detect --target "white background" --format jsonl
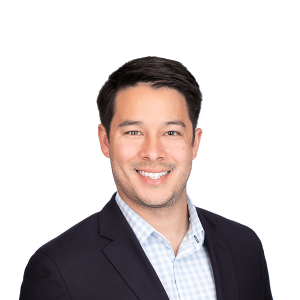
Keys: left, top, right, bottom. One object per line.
{"left": 1, "top": 1, "right": 299, "bottom": 299}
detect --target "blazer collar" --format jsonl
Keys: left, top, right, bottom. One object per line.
{"left": 197, "top": 208, "right": 239, "bottom": 300}
{"left": 98, "top": 193, "right": 169, "bottom": 300}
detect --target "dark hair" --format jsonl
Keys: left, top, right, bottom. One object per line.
{"left": 97, "top": 56, "right": 202, "bottom": 145}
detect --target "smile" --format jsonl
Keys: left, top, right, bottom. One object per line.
{"left": 136, "top": 170, "right": 170, "bottom": 180}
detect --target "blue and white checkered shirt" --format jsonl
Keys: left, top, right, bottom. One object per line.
{"left": 115, "top": 193, "right": 217, "bottom": 300}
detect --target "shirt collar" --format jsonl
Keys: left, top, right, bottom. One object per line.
{"left": 186, "top": 195, "right": 205, "bottom": 250}
{"left": 115, "top": 193, "right": 154, "bottom": 245}
{"left": 115, "top": 192, "right": 205, "bottom": 247}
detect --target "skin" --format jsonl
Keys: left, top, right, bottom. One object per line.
{"left": 98, "top": 83, "right": 202, "bottom": 255}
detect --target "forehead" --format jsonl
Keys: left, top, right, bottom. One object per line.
{"left": 113, "top": 84, "right": 190, "bottom": 124}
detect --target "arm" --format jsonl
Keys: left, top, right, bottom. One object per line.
{"left": 260, "top": 243, "right": 273, "bottom": 300}
{"left": 20, "top": 251, "right": 71, "bottom": 300}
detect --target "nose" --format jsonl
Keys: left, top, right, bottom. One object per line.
{"left": 139, "top": 134, "right": 166, "bottom": 162}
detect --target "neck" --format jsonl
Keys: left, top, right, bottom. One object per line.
{"left": 121, "top": 192, "right": 190, "bottom": 256}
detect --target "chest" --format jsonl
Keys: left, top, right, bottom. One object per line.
{"left": 141, "top": 237, "right": 217, "bottom": 300}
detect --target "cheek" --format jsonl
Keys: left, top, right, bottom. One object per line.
{"left": 168, "top": 144, "right": 192, "bottom": 164}
{"left": 114, "top": 141, "right": 140, "bottom": 163}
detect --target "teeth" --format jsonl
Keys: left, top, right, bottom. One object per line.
{"left": 137, "top": 170, "right": 168, "bottom": 180}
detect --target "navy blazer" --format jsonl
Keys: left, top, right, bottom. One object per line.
{"left": 20, "top": 193, "right": 273, "bottom": 300}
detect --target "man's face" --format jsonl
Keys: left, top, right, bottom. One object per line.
{"left": 98, "top": 83, "right": 202, "bottom": 209}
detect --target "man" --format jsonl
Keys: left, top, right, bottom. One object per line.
{"left": 20, "top": 57, "right": 273, "bottom": 300}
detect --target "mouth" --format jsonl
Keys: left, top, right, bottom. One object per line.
{"left": 136, "top": 170, "right": 171, "bottom": 180}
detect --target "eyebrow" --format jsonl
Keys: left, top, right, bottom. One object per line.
{"left": 118, "top": 120, "right": 186, "bottom": 128}
{"left": 118, "top": 120, "right": 143, "bottom": 127}
{"left": 164, "top": 121, "right": 186, "bottom": 128}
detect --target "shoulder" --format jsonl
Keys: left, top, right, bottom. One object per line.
{"left": 196, "top": 208, "right": 273, "bottom": 299}
{"left": 34, "top": 194, "right": 120, "bottom": 262}
{"left": 20, "top": 212, "right": 105, "bottom": 299}
{"left": 37, "top": 212, "right": 105, "bottom": 262}
{"left": 196, "top": 207, "right": 262, "bottom": 248}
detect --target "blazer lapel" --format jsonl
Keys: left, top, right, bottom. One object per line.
{"left": 197, "top": 208, "right": 239, "bottom": 300}
{"left": 98, "top": 194, "right": 169, "bottom": 300}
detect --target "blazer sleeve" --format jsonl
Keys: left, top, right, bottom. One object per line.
{"left": 260, "top": 242, "right": 273, "bottom": 300}
{"left": 19, "top": 251, "right": 71, "bottom": 300}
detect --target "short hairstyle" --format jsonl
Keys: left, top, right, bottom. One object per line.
{"left": 96, "top": 56, "right": 202, "bottom": 145}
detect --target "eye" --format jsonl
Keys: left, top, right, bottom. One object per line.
{"left": 125, "top": 131, "right": 141, "bottom": 135}
{"left": 165, "top": 131, "right": 180, "bottom": 136}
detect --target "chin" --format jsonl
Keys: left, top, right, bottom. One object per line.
{"left": 136, "top": 196, "right": 173, "bottom": 208}
{"left": 132, "top": 186, "right": 186, "bottom": 209}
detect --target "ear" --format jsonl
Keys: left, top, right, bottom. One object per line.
{"left": 98, "top": 124, "right": 110, "bottom": 158}
{"left": 192, "top": 128, "right": 202, "bottom": 160}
